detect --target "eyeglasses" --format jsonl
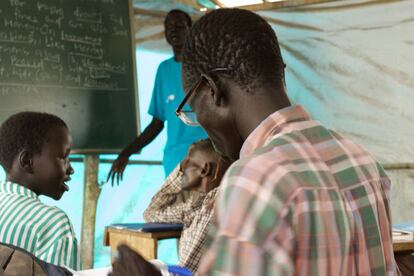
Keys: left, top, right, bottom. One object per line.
{"left": 175, "top": 68, "right": 231, "bottom": 126}
{"left": 209, "top": 156, "right": 234, "bottom": 185}
{"left": 210, "top": 156, "right": 222, "bottom": 183}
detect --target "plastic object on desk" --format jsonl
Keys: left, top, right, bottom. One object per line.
{"left": 167, "top": 265, "right": 193, "bottom": 276}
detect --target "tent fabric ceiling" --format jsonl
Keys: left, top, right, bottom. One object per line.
{"left": 133, "top": 0, "right": 203, "bottom": 15}
{"left": 132, "top": 0, "right": 406, "bottom": 51}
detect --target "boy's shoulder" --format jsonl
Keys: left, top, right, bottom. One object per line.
{"left": 39, "top": 202, "right": 70, "bottom": 218}
{"left": 36, "top": 202, "right": 73, "bottom": 226}
{"left": 32, "top": 203, "right": 76, "bottom": 238}
{"left": 18, "top": 198, "right": 74, "bottom": 232}
{"left": 0, "top": 181, "right": 71, "bottom": 220}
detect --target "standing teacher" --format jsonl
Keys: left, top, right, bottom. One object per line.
{"left": 108, "top": 10, "right": 207, "bottom": 184}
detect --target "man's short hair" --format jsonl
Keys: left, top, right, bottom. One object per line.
{"left": 193, "top": 139, "right": 233, "bottom": 165}
{"left": 165, "top": 9, "right": 192, "bottom": 27}
{"left": 193, "top": 139, "right": 215, "bottom": 156}
{"left": 182, "top": 8, "right": 285, "bottom": 93}
{"left": 0, "top": 112, "right": 67, "bottom": 172}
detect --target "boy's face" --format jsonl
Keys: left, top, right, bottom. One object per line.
{"left": 31, "top": 126, "right": 74, "bottom": 200}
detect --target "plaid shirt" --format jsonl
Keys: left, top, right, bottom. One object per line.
{"left": 144, "top": 166, "right": 218, "bottom": 272}
{"left": 198, "top": 105, "right": 399, "bottom": 275}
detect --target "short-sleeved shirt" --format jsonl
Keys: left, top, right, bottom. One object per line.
{"left": 199, "top": 105, "right": 398, "bottom": 275}
{"left": 148, "top": 57, "right": 207, "bottom": 176}
{"left": 0, "top": 181, "right": 81, "bottom": 270}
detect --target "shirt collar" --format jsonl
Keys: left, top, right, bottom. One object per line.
{"left": 240, "top": 105, "right": 311, "bottom": 158}
{"left": 0, "top": 181, "right": 39, "bottom": 200}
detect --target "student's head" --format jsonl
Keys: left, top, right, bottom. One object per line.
{"left": 164, "top": 9, "right": 192, "bottom": 49}
{"left": 180, "top": 139, "right": 231, "bottom": 193}
{"left": 181, "top": 9, "right": 290, "bottom": 160}
{"left": 0, "top": 112, "right": 74, "bottom": 200}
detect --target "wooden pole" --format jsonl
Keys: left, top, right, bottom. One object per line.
{"left": 81, "top": 155, "right": 101, "bottom": 269}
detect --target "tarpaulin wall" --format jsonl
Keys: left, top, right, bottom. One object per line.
{"left": 135, "top": 0, "right": 414, "bottom": 222}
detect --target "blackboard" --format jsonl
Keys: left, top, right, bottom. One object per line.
{"left": 0, "top": 0, "right": 139, "bottom": 153}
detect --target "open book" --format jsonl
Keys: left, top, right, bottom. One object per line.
{"left": 393, "top": 221, "right": 414, "bottom": 241}
{"left": 392, "top": 229, "right": 414, "bottom": 241}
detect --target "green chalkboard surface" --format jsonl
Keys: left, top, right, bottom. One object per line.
{"left": 0, "top": 0, "right": 139, "bottom": 153}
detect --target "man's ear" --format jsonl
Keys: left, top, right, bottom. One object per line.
{"left": 200, "top": 162, "right": 213, "bottom": 178}
{"left": 204, "top": 75, "right": 224, "bottom": 107}
{"left": 18, "top": 150, "right": 34, "bottom": 174}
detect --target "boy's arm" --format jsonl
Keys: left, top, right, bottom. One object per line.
{"left": 45, "top": 235, "right": 81, "bottom": 271}
{"left": 143, "top": 165, "right": 191, "bottom": 223}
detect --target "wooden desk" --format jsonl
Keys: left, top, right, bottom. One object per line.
{"left": 393, "top": 239, "right": 414, "bottom": 253}
{"left": 104, "top": 226, "right": 414, "bottom": 261}
{"left": 104, "top": 226, "right": 182, "bottom": 261}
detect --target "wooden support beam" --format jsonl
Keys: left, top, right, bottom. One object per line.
{"left": 133, "top": 7, "right": 202, "bottom": 20}
{"left": 211, "top": 0, "right": 336, "bottom": 10}
{"left": 81, "top": 155, "right": 101, "bottom": 269}
{"left": 383, "top": 163, "right": 414, "bottom": 170}
{"left": 134, "top": 7, "right": 168, "bottom": 17}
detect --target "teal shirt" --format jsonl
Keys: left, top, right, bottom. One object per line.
{"left": 148, "top": 57, "right": 207, "bottom": 176}
{"left": 0, "top": 181, "right": 81, "bottom": 270}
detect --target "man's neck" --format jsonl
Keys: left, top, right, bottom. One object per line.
{"left": 172, "top": 46, "right": 182, "bottom": 62}
{"left": 235, "top": 88, "right": 291, "bottom": 141}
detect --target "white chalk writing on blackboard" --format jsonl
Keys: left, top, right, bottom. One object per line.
{"left": 0, "top": 0, "right": 132, "bottom": 91}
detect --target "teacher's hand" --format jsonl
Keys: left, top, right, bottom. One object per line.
{"left": 107, "top": 153, "right": 130, "bottom": 186}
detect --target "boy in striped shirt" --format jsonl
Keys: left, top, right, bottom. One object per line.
{"left": 0, "top": 112, "right": 81, "bottom": 270}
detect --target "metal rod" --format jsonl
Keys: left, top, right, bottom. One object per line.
{"left": 69, "top": 157, "right": 162, "bottom": 166}
{"left": 68, "top": 157, "right": 413, "bottom": 170}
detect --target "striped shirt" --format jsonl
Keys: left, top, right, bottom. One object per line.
{"left": 199, "top": 105, "right": 399, "bottom": 275}
{"left": 144, "top": 165, "right": 217, "bottom": 272}
{"left": 0, "top": 181, "right": 81, "bottom": 270}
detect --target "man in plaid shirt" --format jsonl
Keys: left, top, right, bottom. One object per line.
{"left": 144, "top": 139, "right": 231, "bottom": 272}
{"left": 110, "top": 8, "right": 399, "bottom": 276}
{"left": 179, "top": 9, "right": 399, "bottom": 276}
